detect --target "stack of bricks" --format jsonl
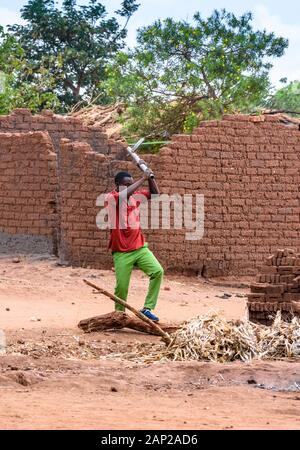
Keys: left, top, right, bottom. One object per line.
{"left": 248, "top": 249, "right": 300, "bottom": 325}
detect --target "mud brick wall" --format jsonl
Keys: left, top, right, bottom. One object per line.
{"left": 57, "top": 114, "right": 300, "bottom": 275}
{"left": 57, "top": 139, "right": 113, "bottom": 267}
{"left": 150, "top": 114, "right": 300, "bottom": 276}
{"left": 248, "top": 249, "right": 300, "bottom": 325}
{"left": 0, "top": 109, "right": 126, "bottom": 158}
{"left": 0, "top": 112, "right": 299, "bottom": 274}
{"left": 57, "top": 139, "right": 167, "bottom": 268}
{"left": 0, "top": 131, "right": 59, "bottom": 254}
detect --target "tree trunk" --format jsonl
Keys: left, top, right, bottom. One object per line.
{"left": 78, "top": 311, "right": 180, "bottom": 336}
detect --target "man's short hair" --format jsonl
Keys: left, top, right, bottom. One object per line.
{"left": 114, "top": 171, "right": 132, "bottom": 185}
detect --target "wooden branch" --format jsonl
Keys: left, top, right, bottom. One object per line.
{"left": 83, "top": 279, "right": 171, "bottom": 344}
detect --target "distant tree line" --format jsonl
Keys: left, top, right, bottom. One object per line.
{"left": 0, "top": 0, "right": 298, "bottom": 141}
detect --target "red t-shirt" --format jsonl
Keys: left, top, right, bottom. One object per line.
{"left": 105, "top": 189, "right": 151, "bottom": 252}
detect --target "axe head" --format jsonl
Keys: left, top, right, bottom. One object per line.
{"left": 131, "top": 137, "right": 145, "bottom": 153}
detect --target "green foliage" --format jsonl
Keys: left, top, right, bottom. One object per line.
{"left": 8, "top": 0, "right": 139, "bottom": 110}
{"left": 1, "top": 5, "right": 290, "bottom": 137}
{"left": 0, "top": 25, "right": 59, "bottom": 114}
{"left": 266, "top": 80, "right": 300, "bottom": 113}
{"left": 102, "top": 9, "right": 288, "bottom": 139}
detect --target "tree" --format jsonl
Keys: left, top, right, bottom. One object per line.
{"left": 102, "top": 9, "right": 288, "bottom": 139}
{"left": 0, "top": 25, "right": 59, "bottom": 114}
{"left": 8, "top": 0, "right": 139, "bottom": 110}
{"left": 266, "top": 80, "right": 300, "bottom": 114}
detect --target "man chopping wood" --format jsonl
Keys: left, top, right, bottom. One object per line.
{"left": 105, "top": 168, "right": 163, "bottom": 322}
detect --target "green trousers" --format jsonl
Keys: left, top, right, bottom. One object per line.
{"left": 113, "top": 243, "right": 164, "bottom": 312}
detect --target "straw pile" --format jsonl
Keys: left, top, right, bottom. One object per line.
{"left": 128, "top": 312, "right": 300, "bottom": 364}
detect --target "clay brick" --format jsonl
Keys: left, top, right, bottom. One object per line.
{"left": 247, "top": 293, "right": 266, "bottom": 302}
{"left": 280, "top": 274, "right": 296, "bottom": 283}
{"left": 250, "top": 283, "right": 269, "bottom": 293}
{"left": 283, "top": 248, "right": 295, "bottom": 256}
{"left": 293, "top": 276, "right": 300, "bottom": 286}
{"left": 265, "top": 294, "right": 282, "bottom": 303}
{"left": 278, "top": 266, "right": 294, "bottom": 275}
{"left": 260, "top": 265, "right": 278, "bottom": 274}
{"left": 265, "top": 285, "right": 285, "bottom": 294}
{"left": 283, "top": 293, "right": 300, "bottom": 302}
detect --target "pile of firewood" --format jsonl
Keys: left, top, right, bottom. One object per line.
{"left": 70, "top": 103, "right": 125, "bottom": 139}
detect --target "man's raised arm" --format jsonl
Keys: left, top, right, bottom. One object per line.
{"left": 118, "top": 172, "right": 149, "bottom": 200}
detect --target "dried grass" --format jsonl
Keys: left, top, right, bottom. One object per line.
{"left": 127, "top": 312, "right": 300, "bottom": 364}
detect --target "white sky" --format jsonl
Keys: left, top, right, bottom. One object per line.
{"left": 0, "top": 0, "right": 299, "bottom": 88}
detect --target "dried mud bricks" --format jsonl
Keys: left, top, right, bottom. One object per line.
{"left": 248, "top": 249, "right": 300, "bottom": 325}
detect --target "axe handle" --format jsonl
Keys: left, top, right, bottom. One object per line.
{"left": 127, "top": 147, "right": 155, "bottom": 178}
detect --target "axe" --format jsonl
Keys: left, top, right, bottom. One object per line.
{"left": 127, "top": 138, "right": 155, "bottom": 178}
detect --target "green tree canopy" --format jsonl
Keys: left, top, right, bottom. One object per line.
{"left": 8, "top": 0, "right": 139, "bottom": 110}
{"left": 103, "top": 9, "right": 288, "bottom": 139}
{"left": 0, "top": 25, "right": 59, "bottom": 114}
{"left": 266, "top": 80, "right": 300, "bottom": 114}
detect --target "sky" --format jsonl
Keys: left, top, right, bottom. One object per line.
{"left": 0, "top": 0, "right": 299, "bottom": 88}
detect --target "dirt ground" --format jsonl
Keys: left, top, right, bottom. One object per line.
{"left": 0, "top": 254, "right": 300, "bottom": 430}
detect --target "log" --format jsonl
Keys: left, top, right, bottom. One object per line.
{"left": 83, "top": 279, "right": 172, "bottom": 343}
{"left": 78, "top": 311, "right": 180, "bottom": 336}
{"left": 78, "top": 311, "right": 130, "bottom": 333}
